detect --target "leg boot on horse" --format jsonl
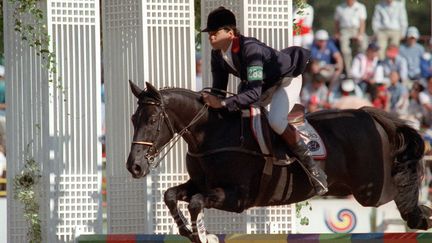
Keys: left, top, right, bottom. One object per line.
{"left": 280, "top": 124, "right": 328, "bottom": 196}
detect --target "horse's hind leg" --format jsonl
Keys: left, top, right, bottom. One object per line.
{"left": 393, "top": 159, "right": 432, "bottom": 230}
{"left": 164, "top": 181, "right": 195, "bottom": 240}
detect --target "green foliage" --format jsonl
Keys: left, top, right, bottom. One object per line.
{"left": 296, "top": 201, "right": 312, "bottom": 226}
{"left": 195, "top": 0, "right": 201, "bottom": 51}
{"left": 8, "top": 0, "right": 62, "bottom": 90}
{"left": 13, "top": 147, "right": 42, "bottom": 243}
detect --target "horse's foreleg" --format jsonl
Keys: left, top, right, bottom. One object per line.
{"left": 188, "top": 187, "right": 247, "bottom": 243}
{"left": 164, "top": 181, "right": 195, "bottom": 240}
{"left": 188, "top": 193, "right": 208, "bottom": 243}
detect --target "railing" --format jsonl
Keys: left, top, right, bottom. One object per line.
{"left": 0, "top": 177, "right": 6, "bottom": 197}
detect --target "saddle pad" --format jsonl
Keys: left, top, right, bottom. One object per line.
{"left": 249, "top": 108, "right": 271, "bottom": 155}
{"left": 249, "top": 106, "right": 327, "bottom": 160}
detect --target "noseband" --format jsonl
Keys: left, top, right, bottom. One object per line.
{"left": 131, "top": 98, "right": 208, "bottom": 168}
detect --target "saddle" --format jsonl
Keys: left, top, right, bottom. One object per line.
{"left": 245, "top": 104, "right": 327, "bottom": 165}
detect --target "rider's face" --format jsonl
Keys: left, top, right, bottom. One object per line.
{"left": 208, "top": 28, "right": 234, "bottom": 51}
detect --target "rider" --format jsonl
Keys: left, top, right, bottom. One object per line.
{"left": 201, "top": 6, "right": 328, "bottom": 196}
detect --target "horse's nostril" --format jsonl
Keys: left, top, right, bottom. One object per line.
{"left": 132, "top": 164, "right": 142, "bottom": 175}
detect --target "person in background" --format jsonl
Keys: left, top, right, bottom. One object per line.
{"left": 351, "top": 42, "right": 381, "bottom": 99}
{"left": 0, "top": 66, "right": 5, "bottom": 164}
{"left": 372, "top": 0, "right": 408, "bottom": 59}
{"left": 300, "top": 73, "right": 329, "bottom": 112}
{"left": 0, "top": 144, "right": 5, "bottom": 192}
{"left": 334, "top": 0, "right": 367, "bottom": 76}
{"left": 293, "top": 0, "right": 314, "bottom": 49}
{"left": 310, "top": 29, "right": 344, "bottom": 90}
{"left": 328, "top": 77, "right": 364, "bottom": 105}
{"left": 419, "top": 76, "right": 432, "bottom": 128}
{"left": 420, "top": 38, "right": 432, "bottom": 84}
{"left": 372, "top": 83, "right": 390, "bottom": 111}
{"left": 387, "top": 71, "right": 408, "bottom": 116}
{"left": 399, "top": 26, "right": 424, "bottom": 82}
{"left": 375, "top": 45, "right": 408, "bottom": 86}
{"left": 0, "top": 65, "right": 5, "bottom": 116}
{"left": 404, "top": 81, "right": 425, "bottom": 130}
{"left": 195, "top": 52, "right": 203, "bottom": 91}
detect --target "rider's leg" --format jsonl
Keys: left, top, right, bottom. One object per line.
{"left": 267, "top": 76, "right": 328, "bottom": 196}
{"left": 280, "top": 124, "right": 328, "bottom": 196}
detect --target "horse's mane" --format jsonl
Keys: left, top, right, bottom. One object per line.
{"left": 137, "top": 86, "right": 202, "bottom": 105}
{"left": 159, "top": 87, "right": 207, "bottom": 106}
{"left": 160, "top": 87, "right": 201, "bottom": 97}
{"left": 159, "top": 87, "right": 203, "bottom": 104}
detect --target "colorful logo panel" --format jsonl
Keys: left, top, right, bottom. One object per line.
{"left": 325, "top": 208, "right": 357, "bottom": 233}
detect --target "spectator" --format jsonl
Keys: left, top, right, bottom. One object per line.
{"left": 195, "top": 52, "right": 203, "bottom": 91}
{"left": 0, "top": 66, "right": 5, "bottom": 152}
{"left": 293, "top": 0, "right": 314, "bottom": 49}
{"left": 403, "top": 82, "right": 424, "bottom": 130}
{"left": 351, "top": 42, "right": 381, "bottom": 99}
{"left": 310, "top": 29, "right": 344, "bottom": 89}
{"left": 0, "top": 144, "right": 5, "bottom": 193}
{"left": 387, "top": 71, "right": 409, "bottom": 115}
{"left": 372, "top": 84, "right": 390, "bottom": 111}
{"left": 328, "top": 78, "right": 364, "bottom": 105}
{"left": 419, "top": 76, "right": 432, "bottom": 127}
{"left": 375, "top": 45, "right": 408, "bottom": 86}
{"left": 334, "top": 0, "right": 367, "bottom": 75}
{"left": 0, "top": 65, "right": 5, "bottom": 116}
{"left": 420, "top": 38, "right": 432, "bottom": 82}
{"left": 372, "top": 0, "right": 408, "bottom": 59}
{"left": 399, "top": 26, "right": 424, "bottom": 82}
{"left": 301, "top": 73, "right": 329, "bottom": 112}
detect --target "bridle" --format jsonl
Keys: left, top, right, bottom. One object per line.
{"left": 131, "top": 98, "right": 208, "bottom": 169}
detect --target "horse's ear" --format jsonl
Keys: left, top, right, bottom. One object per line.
{"left": 129, "top": 80, "right": 143, "bottom": 98}
{"left": 145, "top": 82, "right": 162, "bottom": 102}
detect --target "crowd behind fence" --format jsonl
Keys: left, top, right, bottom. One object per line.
{"left": 292, "top": 0, "right": 432, "bottom": 136}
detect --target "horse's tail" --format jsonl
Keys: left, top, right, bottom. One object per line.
{"left": 361, "top": 106, "right": 424, "bottom": 171}
{"left": 362, "top": 106, "right": 431, "bottom": 230}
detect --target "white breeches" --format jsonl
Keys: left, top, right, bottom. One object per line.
{"left": 264, "top": 76, "right": 303, "bottom": 135}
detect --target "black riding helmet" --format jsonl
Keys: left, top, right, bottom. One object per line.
{"left": 201, "top": 6, "right": 236, "bottom": 32}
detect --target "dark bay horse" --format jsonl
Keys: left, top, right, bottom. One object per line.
{"left": 126, "top": 81, "right": 432, "bottom": 243}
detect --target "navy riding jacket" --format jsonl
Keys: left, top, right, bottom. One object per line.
{"left": 211, "top": 35, "right": 311, "bottom": 112}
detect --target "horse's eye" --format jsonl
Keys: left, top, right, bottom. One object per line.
{"left": 150, "top": 117, "right": 158, "bottom": 125}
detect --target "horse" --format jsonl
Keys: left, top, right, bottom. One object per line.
{"left": 126, "top": 81, "right": 432, "bottom": 243}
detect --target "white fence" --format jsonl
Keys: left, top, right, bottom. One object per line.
{"left": 5, "top": 0, "right": 102, "bottom": 242}
{"left": 6, "top": 0, "right": 296, "bottom": 241}
{"left": 102, "top": 0, "right": 196, "bottom": 234}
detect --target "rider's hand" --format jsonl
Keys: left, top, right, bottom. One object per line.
{"left": 202, "top": 92, "right": 224, "bottom": 108}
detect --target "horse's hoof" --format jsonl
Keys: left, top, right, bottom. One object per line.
{"left": 206, "top": 234, "right": 219, "bottom": 243}
{"left": 419, "top": 205, "right": 432, "bottom": 229}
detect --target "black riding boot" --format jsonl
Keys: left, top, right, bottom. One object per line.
{"left": 290, "top": 139, "right": 328, "bottom": 196}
